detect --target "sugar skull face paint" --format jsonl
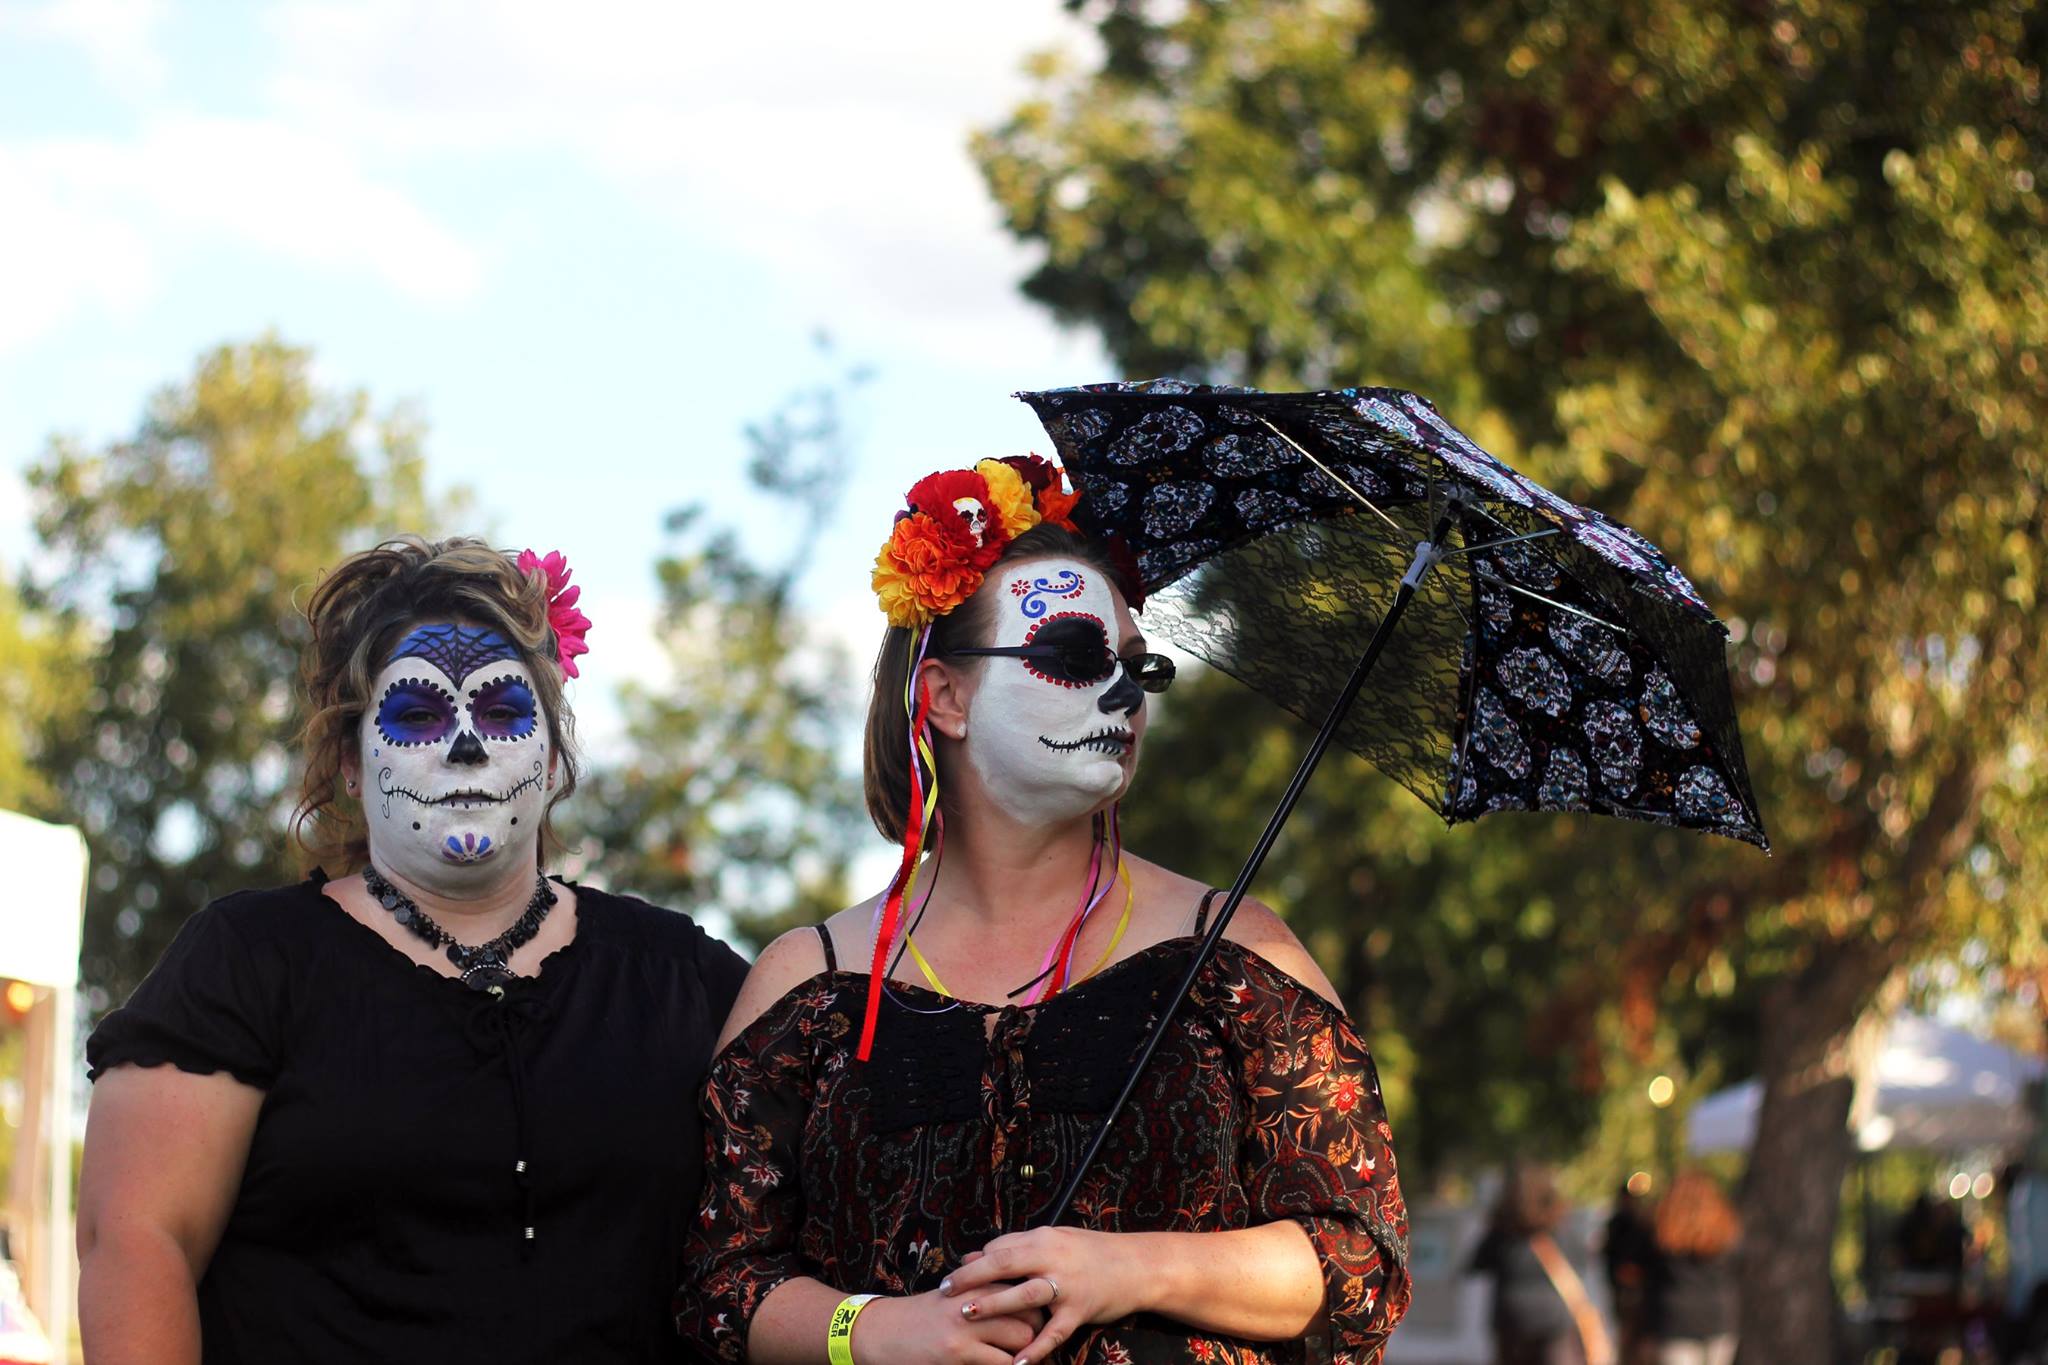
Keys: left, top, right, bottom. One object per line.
{"left": 359, "top": 623, "right": 550, "bottom": 891}
{"left": 960, "top": 558, "right": 1146, "bottom": 826}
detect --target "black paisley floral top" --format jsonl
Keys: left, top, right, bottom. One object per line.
{"left": 675, "top": 935, "right": 1410, "bottom": 1364}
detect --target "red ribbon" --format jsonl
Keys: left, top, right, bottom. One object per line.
{"left": 858, "top": 679, "right": 935, "bottom": 1061}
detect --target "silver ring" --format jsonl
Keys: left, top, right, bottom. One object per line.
{"left": 1043, "top": 1277, "right": 1060, "bottom": 1302}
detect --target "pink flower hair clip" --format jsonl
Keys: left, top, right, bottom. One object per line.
{"left": 517, "top": 548, "right": 592, "bottom": 678}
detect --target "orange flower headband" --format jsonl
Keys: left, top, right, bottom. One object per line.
{"left": 870, "top": 455, "right": 1082, "bottom": 628}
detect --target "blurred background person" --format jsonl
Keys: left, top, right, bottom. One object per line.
{"left": 1602, "top": 1179, "right": 1656, "bottom": 1365}
{"left": 1643, "top": 1171, "right": 1740, "bottom": 1365}
{"left": 1469, "top": 1163, "right": 1611, "bottom": 1365}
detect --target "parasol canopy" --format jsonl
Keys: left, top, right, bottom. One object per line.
{"left": 1020, "top": 379, "right": 1767, "bottom": 849}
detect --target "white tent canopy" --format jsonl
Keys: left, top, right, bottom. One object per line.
{"left": 1688, "top": 1013, "right": 2046, "bottom": 1157}
{"left": 0, "top": 808, "right": 86, "bottom": 1358}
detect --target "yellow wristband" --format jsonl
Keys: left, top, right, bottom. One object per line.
{"left": 827, "top": 1293, "right": 879, "bottom": 1365}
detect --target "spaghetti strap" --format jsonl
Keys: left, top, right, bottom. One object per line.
{"left": 813, "top": 923, "right": 837, "bottom": 972}
{"left": 1193, "top": 888, "right": 1222, "bottom": 937}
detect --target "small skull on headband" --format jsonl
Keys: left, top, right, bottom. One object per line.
{"left": 952, "top": 496, "right": 991, "bottom": 547}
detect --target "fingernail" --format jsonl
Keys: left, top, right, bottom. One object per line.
{"left": 961, "top": 1303, "right": 978, "bottom": 1319}
{"left": 939, "top": 1278, "right": 953, "bottom": 1295}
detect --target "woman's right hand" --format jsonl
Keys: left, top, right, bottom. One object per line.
{"left": 853, "top": 1285, "right": 1045, "bottom": 1365}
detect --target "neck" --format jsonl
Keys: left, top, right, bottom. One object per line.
{"left": 925, "top": 780, "right": 1103, "bottom": 935}
{"left": 370, "top": 853, "right": 540, "bottom": 940}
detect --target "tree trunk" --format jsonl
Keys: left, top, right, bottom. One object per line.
{"left": 1736, "top": 943, "right": 1894, "bottom": 1364}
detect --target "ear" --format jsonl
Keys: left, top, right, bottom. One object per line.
{"left": 339, "top": 746, "right": 362, "bottom": 790}
{"left": 918, "top": 656, "right": 977, "bottom": 742}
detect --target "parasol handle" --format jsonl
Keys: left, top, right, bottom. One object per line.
{"left": 1042, "top": 502, "right": 1463, "bottom": 1227}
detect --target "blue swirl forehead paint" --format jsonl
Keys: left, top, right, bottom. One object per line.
{"left": 387, "top": 625, "right": 520, "bottom": 687}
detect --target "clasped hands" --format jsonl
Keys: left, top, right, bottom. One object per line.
{"left": 856, "top": 1226, "right": 1145, "bottom": 1365}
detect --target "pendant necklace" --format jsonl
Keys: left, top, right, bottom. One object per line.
{"left": 363, "top": 864, "right": 557, "bottom": 994}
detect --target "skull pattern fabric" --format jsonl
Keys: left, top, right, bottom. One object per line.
{"left": 1018, "top": 380, "right": 1767, "bottom": 848}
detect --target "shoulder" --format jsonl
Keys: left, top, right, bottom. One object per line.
{"left": 572, "top": 881, "right": 752, "bottom": 1007}
{"left": 573, "top": 881, "right": 738, "bottom": 959}
{"left": 152, "top": 879, "right": 334, "bottom": 966}
{"left": 199, "top": 878, "right": 333, "bottom": 935}
{"left": 710, "top": 923, "right": 833, "bottom": 1055}
{"left": 1119, "top": 856, "right": 1344, "bottom": 1008}
{"left": 1215, "top": 896, "right": 1345, "bottom": 1011}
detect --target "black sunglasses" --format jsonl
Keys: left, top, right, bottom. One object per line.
{"left": 950, "top": 618, "right": 1175, "bottom": 694}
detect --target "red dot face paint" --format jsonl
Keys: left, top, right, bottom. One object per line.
{"left": 964, "top": 556, "right": 1143, "bottom": 826}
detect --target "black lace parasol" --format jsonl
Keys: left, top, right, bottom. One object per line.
{"left": 1015, "top": 378, "right": 1770, "bottom": 1224}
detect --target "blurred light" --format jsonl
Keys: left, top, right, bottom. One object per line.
{"left": 1647, "top": 1075, "right": 1676, "bottom": 1107}
{"left": 1627, "top": 1171, "right": 1653, "bottom": 1197}
{"left": 1973, "top": 1172, "right": 1995, "bottom": 1200}
{"left": 1949, "top": 1173, "right": 1972, "bottom": 1200}
{"left": 1857, "top": 1115, "right": 1896, "bottom": 1152}
{"left": 2, "top": 982, "right": 33, "bottom": 1016}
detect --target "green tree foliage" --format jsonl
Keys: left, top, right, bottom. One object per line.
{"left": 980, "top": 3, "right": 2046, "bottom": 1353}
{"left": 575, "top": 349, "right": 869, "bottom": 947}
{"left": 0, "top": 573, "right": 84, "bottom": 815}
{"left": 26, "top": 337, "right": 443, "bottom": 1004}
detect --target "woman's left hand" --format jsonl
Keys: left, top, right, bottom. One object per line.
{"left": 940, "top": 1227, "right": 1153, "bottom": 1364}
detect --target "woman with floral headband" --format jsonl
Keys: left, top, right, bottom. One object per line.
{"left": 78, "top": 536, "right": 747, "bottom": 1363}
{"left": 677, "top": 458, "right": 1409, "bottom": 1365}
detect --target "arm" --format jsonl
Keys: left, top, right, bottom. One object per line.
{"left": 946, "top": 903, "right": 1410, "bottom": 1363}
{"left": 943, "top": 1221, "right": 1325, "bottom": 1354}
{"left": 77, "top": 1066, "right": 263, "bottom": 1365}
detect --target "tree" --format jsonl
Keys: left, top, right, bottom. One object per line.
{"left": 979, "top": 3, "right": 2047, "bottom": 1355}
{"left": 26, "top": 337, "right": 443, "bottom": 1005}
{"left": 0, "top": 573, "right": 83, "bottom": 815}
{"left": 574, "top": 345, "right": 870, "bottom": 947}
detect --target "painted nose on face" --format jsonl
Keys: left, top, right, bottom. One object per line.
{"left": 1099, "top": 667, "right": 1144, "bottom": 718}
{"left": 446, "top": 730, "right": 489, "bottom": 766}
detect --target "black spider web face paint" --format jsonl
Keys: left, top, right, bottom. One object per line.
{"left": 387, "top": 624, "right": 521, "bottom": 688}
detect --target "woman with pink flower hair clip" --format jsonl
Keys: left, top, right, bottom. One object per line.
{"left": 78, "top": 535, "right": 748, "bottom": 1364}
{"left": 677, "top": 459, "right": 1409, "bottom": 1365}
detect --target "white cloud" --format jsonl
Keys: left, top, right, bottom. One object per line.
{"left": 263, "top": 0, "right": 1095, "bottom": 362}
{"left": 0, "top": 144, "right": 154, "bottom": 349}
{"left": 0, "top": 115, "right": 483, "bottom": 350}
{"left": 1, "top": 0, "right": 169, "bottom": 93}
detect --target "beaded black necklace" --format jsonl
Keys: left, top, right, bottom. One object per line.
{"left": 363, "top": 864, "right": 558, "bottom": 993}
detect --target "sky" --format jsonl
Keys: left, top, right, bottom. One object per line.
{"left": 0, "top": 0, "right": 1117, "bottom": 776}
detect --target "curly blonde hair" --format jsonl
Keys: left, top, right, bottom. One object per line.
{"left": 292, "top": 536, "right": 582, "bottom": 873}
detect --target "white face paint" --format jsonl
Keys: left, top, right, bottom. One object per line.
{"left": 962, "top": 557, "right": 1144, "bottom": 826}
{"left": 359, "top": 623, "right": 550, "bottom": 891}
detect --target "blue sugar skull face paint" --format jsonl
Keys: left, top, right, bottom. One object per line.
{"left": 375, "top": 678, "right": 461, "bottom": 747}
{"left": 358, "top": 619, "right": 553, "bottom": 893}
{"left": 387, "top": 624, "right": 521, "bottom": 688}
{"left": 467, "top": 675, "right": 538, "bottom": 741}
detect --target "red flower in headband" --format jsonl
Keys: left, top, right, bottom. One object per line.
{"left": 1000, "top": 454, "right": 1081, "bottom": 530}
{"left": 905, "top": 468, "right": 1009, "bottom": 568}
{"left": 872, "top": 455, "right": 1090, "bottom": 629}
{"left": 517, "top": 548, "right": 592, "bottom": 678}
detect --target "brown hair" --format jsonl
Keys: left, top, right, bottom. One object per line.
{"left": 862, "top": 522, "right": 1128, "bottom": 843}
{"left": 1492, "top": 1163, "right": 1568, "bottom": 1238}
{"left": 292, "top": 535, "right": 582, "bottom": 873}
{"left": 1654, "top": 1170, "right": 1742, "bottom": 1258}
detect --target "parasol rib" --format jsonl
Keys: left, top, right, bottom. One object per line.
{"left": 1255, "top": 417, "right": 1404, "bottom": 536}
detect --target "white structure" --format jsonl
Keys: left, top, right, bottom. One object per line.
{"left": 1688, "top": 1013, "right": 2047, "bottom": 1156}
{"left": 0, "top": 809, "right": 87, "bottom": 1355}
